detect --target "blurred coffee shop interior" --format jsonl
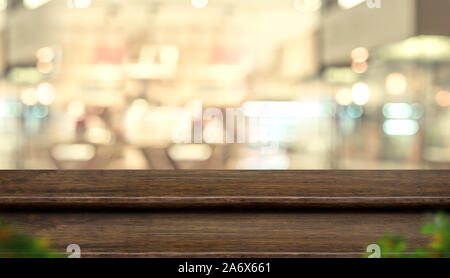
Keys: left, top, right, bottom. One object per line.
{"left": 0, "top": 0, "right": 448, "bottom": 170}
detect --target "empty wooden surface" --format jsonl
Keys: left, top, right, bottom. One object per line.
{"left": 0, "top": 212, "right": 432, "bottom": 258}
{"left": 0, "top": 170, "right": 449, "bottom": 210}
{"left": 0, "top": 170, "right": 449, "bottom": 257}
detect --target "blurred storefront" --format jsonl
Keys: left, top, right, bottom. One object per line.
{"left": 0, "top": 0, "right": 448, "bottom": 169}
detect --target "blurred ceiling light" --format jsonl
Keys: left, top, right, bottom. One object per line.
{"left": 51, "top": 144, "right": 95, "bottom": 161}
{"left": 21, "top": 88, "right": 38, "bottom": 106}
{"left": 351, "top": 47, "right": 369, "bottom": 62}
{"left": 436, "top": 90, "right": 450, "bottom": 107}
{"left": 168, "top": 144, "right": 212, "bottom": 161}
{"left": 0, "top": 0, "right": 7, "bottom": 11}
{"left": 294, "top": 0, "right": 322, "bottom": 12}
{"left": 67, "top": 101, "right": 86, "bottom": 119}
{"left": 23, "top": 0, "right": 52, "bottom": 9}
{"left": 36, "top": 47, "right": 55, "bottom": 63}
{"left": 382, "top": 103, "right": 413, "bottom": 119}
{"left": 351, "top": 82, "right": 370, "bottom": 105}
{"left": 335, "top": 88, "right": 353, "bottom": 106}
{"left": 385, "top": 73, "right": 407, "bottom": 95}
{"left": 383, "top": 120, "right": 419, "bottom": 136}
{"left": 191, "top": 0, "right": 208, "bottom": 9}
{"left": 338, "top": 0, "right": 365, "bottom": 9}
{"left": 67, "top": 0, "right": 91, "bottom": 8}
{"left": 351, "top": 61, "right": 368, "bottom": 74}
{"left": 37, "top": 83, "right": 55, "bottom": 105}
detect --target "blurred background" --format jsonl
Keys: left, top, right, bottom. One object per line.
{"left": 0, "top": 0, "right": 448, "bottom": 169}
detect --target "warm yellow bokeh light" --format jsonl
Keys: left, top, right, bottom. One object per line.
{"left": 436, "top": 90, "right": 450, "bottom": 107}
{"left": 36, "top": 47, "right": 55, "bottom": 63}
{"left": 21, "top": 88, "right": 38, "bottom": 106}
{"left": 352, "top": 83, "right": 371, "bottom": 105}
{"left": 351, "top": 47, "right": 369, "bottom": 63}
{"left": 336, "top": 88, "right": 353, "bottom": 106}
{"left": 37, "top": 83, "right": 56, "bottom": 105}
{"left": 385, "top": 73, "right": 407, "bottom": 95}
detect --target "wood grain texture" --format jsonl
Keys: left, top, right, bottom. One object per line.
{"left": 0, "top": 212, "right": 432, "bottom": 258}
{"left": 0, "top": 170, "right": 449, "bottom": 210}
{"left": 0, "top": 170, "right": 448, "bottom": 257}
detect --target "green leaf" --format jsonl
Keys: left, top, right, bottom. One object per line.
{"left": 421, "top": 223, "right": 435, "bottom": 234}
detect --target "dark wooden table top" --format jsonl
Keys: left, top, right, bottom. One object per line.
{"left": 0, "top": 170, "right": 448, "bottom": 257}
{"left": 0, "top": 170, "right": 449, "bottom": 210}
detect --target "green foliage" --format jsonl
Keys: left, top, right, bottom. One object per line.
{"left": 0, "top": 219, "right": 63, "bottom": 258}
{"left": 421, "top": 212, "right": 450, "bottom": 258}
{"left": 375, "top": 235, "right": 407, "bottom": 258}
{"left": 366, "top": 212, "right": 450, "bottom": 258}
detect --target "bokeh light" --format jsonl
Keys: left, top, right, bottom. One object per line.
{"left": 436, "top": 90, "right": 450, "bottom": 107}
{"left": 385, "top": 73, "right": 407, "bottom": 95}
{"left": 352, "top": 83, "right": 371, "bottom": 105}
{"left": 21, "top": 88, "right": 39, "bottom": 106}
{"left": 351, "top": 47, "right": 369, "bottom": 63}
{"left": 336, "top": 88, "right": 353, "bottom": 106}
{"left": 37, "top": 83, "right": 56, "bottom": 105}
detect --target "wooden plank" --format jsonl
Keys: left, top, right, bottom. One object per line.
{"left": 0, "top": 171, "right": 447, "bottom": 257}
{"left": 0, "top": 212, "right": 432, "bottom": 258}
{"left": 0, "top": 170, "right": 449, "bottom": 210}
